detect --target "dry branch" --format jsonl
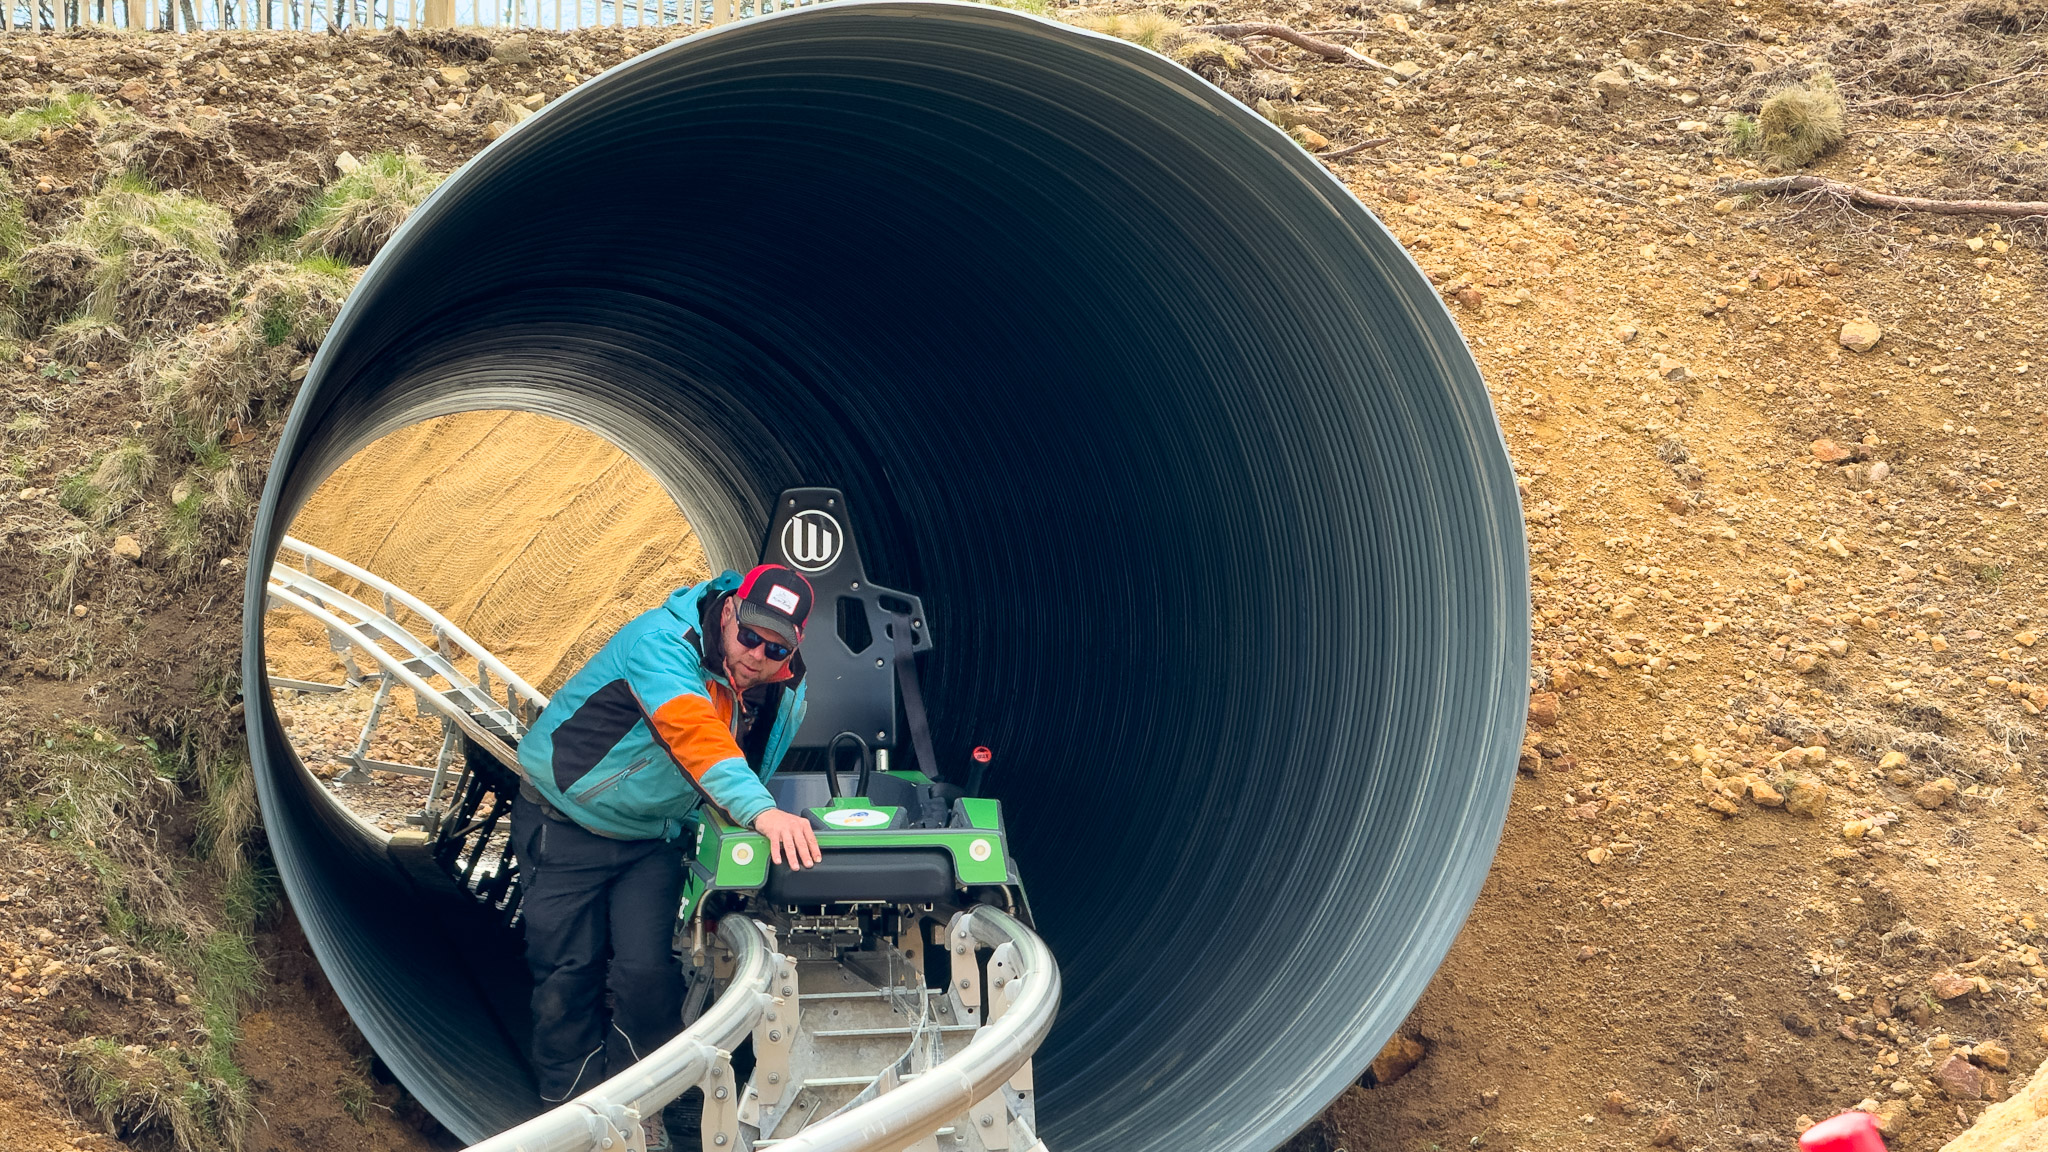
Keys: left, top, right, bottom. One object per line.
{"left": 1726, "top": 175, "right": 2048, "bottom": 218}
{"left": 1201, "top": 22, "right": 1396, "bottom": 71}
{"left": 1318, "top": 136, "right": 1392, "bottom": 161}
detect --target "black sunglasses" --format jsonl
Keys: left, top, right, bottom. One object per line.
{"left": 736, "top": 625, "right": 794, "bottom": 662}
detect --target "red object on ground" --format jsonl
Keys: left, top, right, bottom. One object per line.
{"left": 972, "top": 746, "right": 993, "bottom": 762}
{"left": 1798, "top": 1112, "right": 1886, "bottom": 1152}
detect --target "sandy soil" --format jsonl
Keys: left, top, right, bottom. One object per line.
{"left": 0, "top": 2, "right": 2044, "bottom": 1151}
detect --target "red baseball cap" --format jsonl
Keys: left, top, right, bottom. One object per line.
{"left": 734, "top": 564, "right": 813, "bottom": 645}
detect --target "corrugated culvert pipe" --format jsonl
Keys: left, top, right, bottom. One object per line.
{"left": 241, "top": 4, "right": 1529, "bottom": 1149}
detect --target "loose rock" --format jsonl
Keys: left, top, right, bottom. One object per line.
{"left": 1915, "top": 777, "right": 1958, "bottom": 809}
{"left": 110, "top": 535, "right": 143, "bottom": 563}
{"left": 1929, "top": 971, "right": 1986, "bottom": 1000}
{"left": 1810, "top": 439, "right": 1854, "bottom": 464}
{"left": 1838, "top": 318, "right": 1883, "bottom": 352}
{"left": 1781, "top": 773, "right": 1827, "bottom": 817}
{"left": 1527, "top": 691, "right": 1560, "bottom": 728}
{"left": 1590, "top": 70, "right": 1630, "bottom": 107}
{"left": 1370, "top": 1033, "right": 1428, "bottom": 1085}
{"left": 1972, "top": 1040, "right": 2010, "bottom": 1072}
{"left": 490, "top": 33, "right": 533, "bottom": 64}
{"left": 1938, "top": 1053, "right": 1986, "bottom": 1100}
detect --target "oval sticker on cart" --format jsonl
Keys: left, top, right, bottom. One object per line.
{"left": 821, "top": 808, "right": 892, "bottom": 829}
{"left": 731, "top": 842, "right": 755, "bottom": 866}
{"left": 968, "top": 838, "right": 993, "bottom": 862}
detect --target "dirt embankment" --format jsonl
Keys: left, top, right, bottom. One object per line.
{"left": 0, "top": 3, "right": 2044, "bottom": 1152}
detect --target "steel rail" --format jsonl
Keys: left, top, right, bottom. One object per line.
{"left": 463, "top": 915, "right": 781, "bottom": 1152}
{"left": 461, "top": 908, "right": 1058, "bottom": 1152}
{"left": 266, "top": 560, "right": 527, "bottom": 737}
{"left": 276, "top": 534, "right": 548, "bottom": 714}
{"left": 265, "top": 582, "right": 526, "bottom": 773}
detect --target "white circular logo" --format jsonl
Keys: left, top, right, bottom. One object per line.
{"left": 968, "top": 838, "right": 993, "bottom": 862}
{"left": 821, "top": 807, "right": 891, "bottom": 829}
{"left": 780, "top": 510, "right": 843, "bottom": 573}
{"left": 731, "top": 842, "right": 755, "bottom": 866}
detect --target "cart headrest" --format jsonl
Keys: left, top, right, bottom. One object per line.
{"left": 761, "top": 487, "right": 929, "bottom": 751}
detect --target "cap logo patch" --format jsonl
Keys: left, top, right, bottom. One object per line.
{"left": 766, "top": 584, "right": 801, "bottom": 614}
{"left": 780, "top": 510, "right": 843, "bottom": 573}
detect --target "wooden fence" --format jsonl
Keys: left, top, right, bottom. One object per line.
{"left": 11, "top": 0, "right": 811, "bottom": 34}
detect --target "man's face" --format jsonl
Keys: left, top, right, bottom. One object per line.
{"left": 720, "top": 596, "right": 793, "bottom": 690}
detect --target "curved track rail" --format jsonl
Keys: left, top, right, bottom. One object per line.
{"left": 243, "top": 5, "right": 1529, "bottom": 1151}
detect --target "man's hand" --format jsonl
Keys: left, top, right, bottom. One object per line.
{"left": 753, "top": 808, "right": 821, "bottom": 870}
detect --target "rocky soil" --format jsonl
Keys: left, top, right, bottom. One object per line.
{"left": 0, "top": 1, "right": 2043, "bottom": 1150}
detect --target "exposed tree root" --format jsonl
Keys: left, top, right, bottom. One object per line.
{"left": 1726, "top": 174, "right": 2048, "bottom": 218}
{"left": 1201, "top": 21, "right": 1397, "bottom": 72}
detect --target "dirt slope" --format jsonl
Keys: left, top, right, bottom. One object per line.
{"left": 0, "top": 4, "right": 2044, "bottom": 1152}
{"left": 266, "top": 408, "right": 706, "bottom": 695}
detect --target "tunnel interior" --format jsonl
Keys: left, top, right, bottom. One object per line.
{"left": 242, "top": 5, "right": 1530, "bottom": 1151}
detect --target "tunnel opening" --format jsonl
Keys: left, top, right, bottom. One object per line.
{"left": 243, "top": 5, "right": 1530, "bottom": 1151}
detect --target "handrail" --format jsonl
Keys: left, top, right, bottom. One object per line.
{"left": 776, "top": 905, "right": 1059, "bottom": 1152}
{"left": 463, "top": 915, "right": 781, "bottom": 1152}
{"left": 276, "top": 535, "right": 549, "bottom": 714}
{"left": 265, "top": 581, "right": 526, "bottom": 774}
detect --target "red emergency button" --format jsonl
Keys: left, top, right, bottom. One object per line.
{"left": 971, "top": 746, "right": 993, "bottom": 762}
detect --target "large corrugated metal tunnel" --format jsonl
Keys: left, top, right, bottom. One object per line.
{"left": 240, "top": 4, "right": 1529, "bottom": 1150}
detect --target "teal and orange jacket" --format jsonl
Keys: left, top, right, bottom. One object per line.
{"left": 515, "top": 571, "right": 807, "bottom": 841}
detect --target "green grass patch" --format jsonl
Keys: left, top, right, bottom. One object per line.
{"left": 56, "top": 469, "right": 104, "bottom": 520}
{"left": 92, "top": 437, "right": 155, "bottom": 510}
{"left": 1724, "top": 113, "right": 1759, "bottom": 152}
{"left": 62, "top": 1035, "right": 249, "bottom": 1152}
{"left": 295, "top": 152, "right": 444, "bottom": 264}
{"left": 73, "top": 171, "right": 234, "bottom": 267}
{"left": 0, "top": 92, "right": 96, "bottom": 142}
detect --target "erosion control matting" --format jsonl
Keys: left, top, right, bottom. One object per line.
{"left": 241, "top": 5, "right": 1529, "bottom": 1150}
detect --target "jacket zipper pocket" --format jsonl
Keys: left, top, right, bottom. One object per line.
{"left": 573, "top": 756, "right": 652, "bottom": 804}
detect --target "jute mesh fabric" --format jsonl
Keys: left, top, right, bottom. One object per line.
{"left": 264, "top": 410, "right": 708, "bottom": 696}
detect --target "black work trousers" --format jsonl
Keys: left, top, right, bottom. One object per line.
{"left": 511, "top": 793, "right": 685, "bottom": 1104}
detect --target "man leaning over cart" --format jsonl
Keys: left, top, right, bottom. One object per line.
{"left": 511, "top": 562, "right": 823, "bottom": 1149}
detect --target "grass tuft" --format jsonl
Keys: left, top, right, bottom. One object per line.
{"left": 15, "top": 174, "right": 236, "bottom": 342}
{"left": 0, "top": 179, "right": 30, "bottom": 265}
{"left": 141, "top": 257, "right": 350, "bottom": 464}
{"left": 0, "top": 92, "right": 98, "bottom": 142}
{"left": 1070, "top": 10, "right": 1246, "bottom": 74}
{"left": 61, "top": 1035, "right": 248, "bottom": 1152}
{"left": 73, "top": 171, "right": 234, "bottom": 266}
{"left": 1754, "top": 74, "right": 1846, "bottom": 169}
{"left": 295, "top": 152, "right": 444, "bottom": 264}
{"left": 47, "top": 314, "right": 130, "bottom": 366}
{"left": 1724, "top": 113, "right": 1759, "bottom": 152}
{"left": 91, "top": 438, "right": 156, "bottom": 513}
